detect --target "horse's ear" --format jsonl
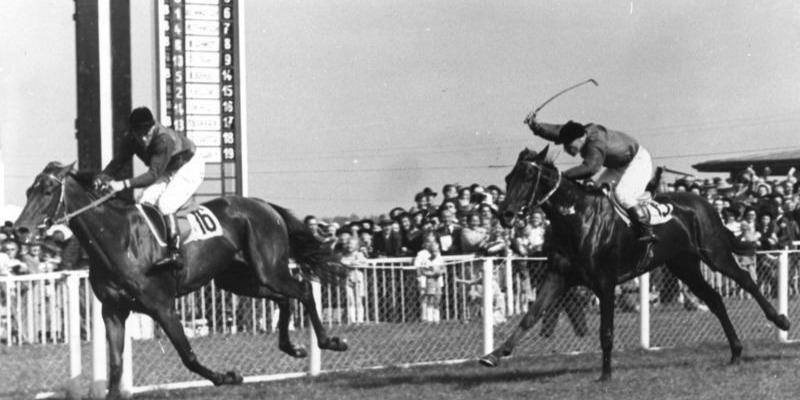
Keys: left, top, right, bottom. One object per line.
{"left": 59, "top": 162, "right": 76, "bottom": 176}
{"left": 535, "top": 145, "right": 551, "bottom": 162}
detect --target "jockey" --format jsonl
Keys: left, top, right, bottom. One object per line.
{"left": 96, "top": 107, "right": 206, "bottom": 268}
{"left": 527, "top": 116, "right": 657, "bottom": 243}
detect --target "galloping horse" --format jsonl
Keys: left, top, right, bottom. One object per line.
{"left": 14, "top": 162, "right": 349, "bottom": 399}
{"left": 479, "top": 147, "right": 790, "bottom": 380}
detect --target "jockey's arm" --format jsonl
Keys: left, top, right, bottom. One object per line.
{"left": 128, "top": 136, "right": 175, "bottom": 188}
{"left": 564, "top": 144, "right": 604, "bottom": 180}
{"left": 100, "top": 134, "right": 135, "bottom": 179}
{"left": 528, "top": 121, "right": 563, "bottom": 142}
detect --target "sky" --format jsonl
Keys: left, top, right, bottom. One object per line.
{"left": 2, "top": 0, "right": 800, "bottom": 220}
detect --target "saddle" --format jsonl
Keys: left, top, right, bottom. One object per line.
{"left": 137, "top": 202, "right": 223, "bottom": 247}
{"left": 600, "top": 184, "right": 673, "bottom": 227}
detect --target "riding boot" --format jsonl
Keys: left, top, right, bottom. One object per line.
{"left": 154, "top": 214, "right": 184, "bottom": 269}
{"left": 627, "top": 205, "right": 658, "bottom": 244}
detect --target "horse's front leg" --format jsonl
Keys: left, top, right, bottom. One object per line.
{"left": 102, "top": 302, "right": 130, "bottom": 400}
{"left": 150, "top": 305, "right": 243, "bottom": 386}
{"left": 479, "top": 271, "right": 565, "bottom": 367}
{"left": 597, "top": 282, "right": 616, "bottom": 381}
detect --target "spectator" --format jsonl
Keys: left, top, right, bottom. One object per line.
{"left": 442, "top": 184, "right": 458, "bottom": 201}
{"left": 338, "top": 237, "right": 367, "bottom": 323}
{"left": 0, "top": 240, "right": 25, "bottom": 276}
{"left": 304, "top": 215, "right": 325, "bottom": 241}
{"left": 486, "top": 185, "right": 503, "bottom": 205}
{"left": 414, "top": 233, "right": 445, "bottom": 323}
{"left": 478, "top": 203, "right": 508, "bottom": 256}
{"left": 422, "top": 187, "right": 439, "bottom": 211}
{"left": 457, "top": 187, "right": 472, "bottom": 213}
{"left": 374, "top": 218, "right": 403, "bottom": 257}
{"left": 461, "top": 212, "right": 488, "bottom": 254}
{"left": 436, "top": 208, "right": 463, "bottom": 255}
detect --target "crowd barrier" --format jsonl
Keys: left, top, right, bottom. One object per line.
{"left": 1, "top": 251, "right": 798, "bottom": 398}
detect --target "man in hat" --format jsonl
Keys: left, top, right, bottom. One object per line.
{"left": 527, "top": 116, "right": 657, "bottom": 243}
{"left": 95, "top": 106, "right": 205, "bottom": 269}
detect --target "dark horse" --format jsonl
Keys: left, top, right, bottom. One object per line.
{"left": 479, "top": 147, "right": 790, "bottom": 380}
{"left": 14, "top": 162, "right": 350, "bottom": 399}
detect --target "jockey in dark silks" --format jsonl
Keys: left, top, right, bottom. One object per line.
{"left": 527, "top": 117, "right": 657, "bottom": 243}
{"left": 96, "top": 107, "right": 206, "bottom": 268}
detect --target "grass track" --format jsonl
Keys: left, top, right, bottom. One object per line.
{"left": 128, "top": 340, "right": 800, "bottom": 400}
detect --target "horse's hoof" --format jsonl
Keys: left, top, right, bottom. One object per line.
{"left": 776, "top": 314, "right": 791, "bottom": 331}
{"left": 280, "top": 344, "right": 308, "bottom": 358}
{"left": 323, "top": 337, "right": 348, "bottom": 351}
{"left": 223, "top": 371, "right": 243, "bottom": 385}
{"left": 479, "top": 354, "right": 498, "bottom": 368}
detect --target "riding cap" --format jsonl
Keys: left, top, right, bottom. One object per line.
{"left": 555, "top": 121, "right": 586, "bottom": 144}
{"left": 129, "top": 107, "right": 156, "bottom": 130}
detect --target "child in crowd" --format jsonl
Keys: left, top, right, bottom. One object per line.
{"left": 414, "top": 233, "right": 445, "bottom": 323}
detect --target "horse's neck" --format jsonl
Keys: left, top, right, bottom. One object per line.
{"left": 543, "top": 184, "right": 615, "bottom": 243}
{"left": 64, "top": 180, "right": 133, "bottom": 264}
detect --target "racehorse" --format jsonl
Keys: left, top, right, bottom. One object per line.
{"left": 479, "top": 146, "right": 790, "bottom": 380}
{"left": 14, "top": 162, "right": 350, "bottom": 399}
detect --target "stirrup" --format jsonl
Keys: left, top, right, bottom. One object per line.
{"left": 154, "top": 250, "right": 183, "bottom": 269}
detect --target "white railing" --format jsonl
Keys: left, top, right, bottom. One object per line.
{"left": 2, "top": 251, "right": 798, "bottom": 398}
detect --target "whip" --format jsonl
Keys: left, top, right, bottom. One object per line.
{"left": 524, "top": 78, "right": 599, "bottom": 124}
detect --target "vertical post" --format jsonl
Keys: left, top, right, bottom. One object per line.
{"left": 66, "top": 273, "right": 83, "bottom": 398}
{"left": 121, "top": 319, "right": 134, "bottom": 395}
{"left": 90, "top": 292, "right": 107, "bottom": 399}
{"left": 309, "top": 280, "right": 322, "bottom": 376}
{"left": 504, "top": 255, "right": 514, "bottom": 316}
{"left": 639, "top": 272, "right": 650, "bottom": 349}
{"left": 482, "top": 259, "right": 494, "bottom": 355}
{"left": 778, "top": 250, "right": 789, "bottom": 343}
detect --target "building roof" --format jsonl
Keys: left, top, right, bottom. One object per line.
{"left": 692, "top": 148, "right": 800, "bottom": 175}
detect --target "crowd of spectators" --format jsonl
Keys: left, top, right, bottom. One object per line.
{"left": 0, "top": 223, "right": 83, "bottom": 277}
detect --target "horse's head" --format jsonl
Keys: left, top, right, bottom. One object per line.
{"left": 498, "top": 145, "right": 561, "bottom": 228}
{"left": 14, "top": 162, "right": 75, "bottom": 242}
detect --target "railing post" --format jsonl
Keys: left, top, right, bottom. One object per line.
{"left": 504, "top": 255, "right": 514, "bottom": 316}
{"left": 66, "top": 273, "right": 83, "bottom": 399}
{"left": 778, "top": 249, "right": 789, "bottom": 343}
{"left": 90, "top": 289, "right": 107, "bottom": 399}
{"left": 121, "top": 319, "right": 134, "bottom": 396}
{"left": 639, "top": 272, "right": 650, "bottom": 349}
{"left": 482, "top": 259, "right": 494, "bottom": 355}
{"left": 309, "top": 280, "right": 322, "bottom": 376}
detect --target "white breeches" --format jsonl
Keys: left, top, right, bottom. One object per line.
{"left": 138, "top": 155, "right": 206, "bottom": 214}
{"left": 595, "top": 146, "right": 653, "bottom": 209}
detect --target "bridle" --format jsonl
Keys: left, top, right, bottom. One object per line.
{"left": 520, "top": 162, "right": 562, "bottom": 216}
{"left": 39, "top": 173, "right": 116, "bottom": 227}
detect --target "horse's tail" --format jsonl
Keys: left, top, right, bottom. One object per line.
{"left": 268, "top": 203, "right": 349, "bottom": 285}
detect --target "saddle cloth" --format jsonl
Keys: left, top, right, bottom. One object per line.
{"left": 602, "top": 186, "right": 673, "bottom": 227}
{"left": 136, "top": 203, "right": 223, "bottom": 247}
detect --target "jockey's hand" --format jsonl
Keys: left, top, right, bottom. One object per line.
{"left": 108, "top": 180, "right": 126, "bottom": 192}
{"left": 523, "top": 112, "right": 537, "bottom": 127}
{"left": 93, "top": 174, "right": 112, "bottom": 190}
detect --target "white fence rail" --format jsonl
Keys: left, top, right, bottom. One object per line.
{"left": 1, "top": 251, "right": 798, "bottom": 398}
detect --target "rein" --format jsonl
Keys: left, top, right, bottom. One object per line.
{"left": 527, "top": 167, "right": 562, "bottom": 209}
{"left": 44, "top": 173, "right": 116, "bottom": 226}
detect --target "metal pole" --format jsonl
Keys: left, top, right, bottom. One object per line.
{"left": 309, "top": 280, "right": 322, "bottom": 376}
{"left": 639, "top": 273, "right": 650, "bottom": 349}
{"left": 504, "top": 256, "right": 514, "bottom": 316}
{"left": 66, "top": 273, "right": 83, "bottom": 398}
{"left": 482, "top": 259, "right": 494, "bottom": 355}
{"left": 778, "top": 250, "right": 789, "bottom": 342}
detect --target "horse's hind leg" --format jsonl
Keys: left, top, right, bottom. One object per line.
{"left": 702, "top": 249, "right": 790, "bottom": 331}
{"left": 479, "top": 270, "right": 566, "bottom": 367}
{"left": 276, "top": 298, "right": 307, "bottom": 358}
{"left": 666, "top": 255, "right": 743, "bottom": 364}
{"left": 284, "top": 278, "right": 348, "bottom": 351}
